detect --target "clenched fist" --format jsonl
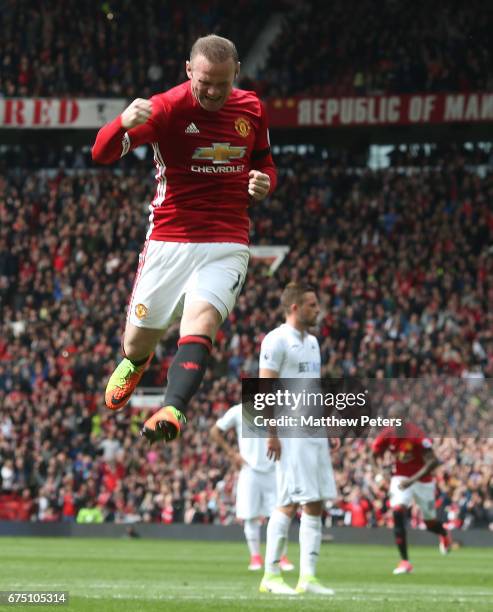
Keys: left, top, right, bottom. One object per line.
{"left": 248, "top": 170, "right": 271, "bottom": 201}
{"left": 121, "top": 98, "right": 152, "bottom": 130}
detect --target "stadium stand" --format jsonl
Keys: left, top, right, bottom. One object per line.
{"left": 0, "top": 0, "right": 279, "bottom": 98}
{"left": 256, "top": 0, "right": 493, "bottom": 96}
{"left": 0, "top": 145, "right": 492, "bottom": 529}
{"left": 2, "top": 1, "right": 492, "bottom": 99}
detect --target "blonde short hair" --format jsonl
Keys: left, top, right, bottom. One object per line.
{"left": 190, "top": 34, "right": 239, "bottom": 64}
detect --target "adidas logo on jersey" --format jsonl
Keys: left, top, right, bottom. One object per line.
{"left": 185, "top": 122, "right": 200, "bottom": 134}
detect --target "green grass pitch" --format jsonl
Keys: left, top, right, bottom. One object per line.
{"left": 0, "top": 537, "right": 491, "bottom": 611}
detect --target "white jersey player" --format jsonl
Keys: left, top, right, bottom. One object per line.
{"left": 211, "top": 404, "right": 294, "bottom": 572}
{"left": 259, "top": 282, "right": 336, "bottom": 596}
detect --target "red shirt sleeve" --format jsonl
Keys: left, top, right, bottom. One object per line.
{"left": 92, "top": 96, "right": 168, "bottom": 165}
{"left": 371, "top": 432, "right": 389, "bottom": 456}
{"left": 251, "top": 100, "right": 277, "bottom": 195}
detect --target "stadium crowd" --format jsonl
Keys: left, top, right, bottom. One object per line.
{"left": 0, "top": 0, "right": 276, "bottom": 99}
{"left": 2, "top": 0, "right": 492, "bottom": 99}
{"left": 258, "top": 0, "right": 493, "bottom": 97}
{"left": 1, "top": 144, "right": 492, "bottom": 530}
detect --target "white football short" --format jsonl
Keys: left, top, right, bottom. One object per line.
{"left": 236, "top": 466, "right": 277, "bottom": 520}
{"left": 276, "top": 437, "right": 337, "bottom": 506}
{"left": 390, "top": 476, "right": 437, "bottom": 519}
{"left": 127, "top": 240, "right": 249, "bottom": 328}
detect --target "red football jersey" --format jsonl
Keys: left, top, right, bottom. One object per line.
{"left": 92, "top": 81, "right": 277, "bottom": 244}
{"left": 371, "top": 423, "right": 434, "bottom": 482}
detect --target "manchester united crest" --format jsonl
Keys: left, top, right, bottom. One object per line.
{"left": 135, "top": 303, "right": 148, "bottom": 320}
{"left": 235, "top": 117, "right": 251, "bottom": 138}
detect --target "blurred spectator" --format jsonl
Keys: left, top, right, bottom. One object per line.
{"left": 1, "top": 459, "right": 14, "bottom": 491}
{"left": 339, "top": 487, "right": 373, "bottom": 528}
{"left": 76, "top": 500, "right": 104, "bottom": 524}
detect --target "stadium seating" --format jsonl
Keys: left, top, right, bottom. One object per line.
{"left": 2, "top": 1, "right": 492, "bottom": 98}
{"left": 256, "top": 0, "right": 493, "bottom": 96}
{"left": 0, "top": 0, "right": 277, "bottom": 98}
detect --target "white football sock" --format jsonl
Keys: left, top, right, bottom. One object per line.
{"left": 299, "top": 512, "right": 322, "bottom": 577}
{"left": 265, "top": 510, "right": 291, "bottom": 574}
{"left": 244, "top": 518, "right": 261, "bottom": 556}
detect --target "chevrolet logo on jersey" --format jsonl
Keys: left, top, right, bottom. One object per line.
{"left": 192, "top": 142, "right": 247, "bottom": 164}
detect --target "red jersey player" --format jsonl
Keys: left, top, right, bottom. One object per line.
{"left": 92, "top": 35, "right": 277, "bottom": 443}
{"left": 372, "top": 418, "right": 452, "bottom": 574}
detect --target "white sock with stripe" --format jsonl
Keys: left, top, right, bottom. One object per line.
{"left": 299, "top": 512, "right": 322, "bottom": 577}
{"left": 244, "top": 518, "right": 261, "bottom": 556}
{"left": 265, "top": 510, "right": 291, "bottom": 575}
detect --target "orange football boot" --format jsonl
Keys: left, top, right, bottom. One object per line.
{"left": 105, "top": 354, "right": 153, "bottom": 411}
{"left": 141, "top": 406, "right": 186, "bottom": 444}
